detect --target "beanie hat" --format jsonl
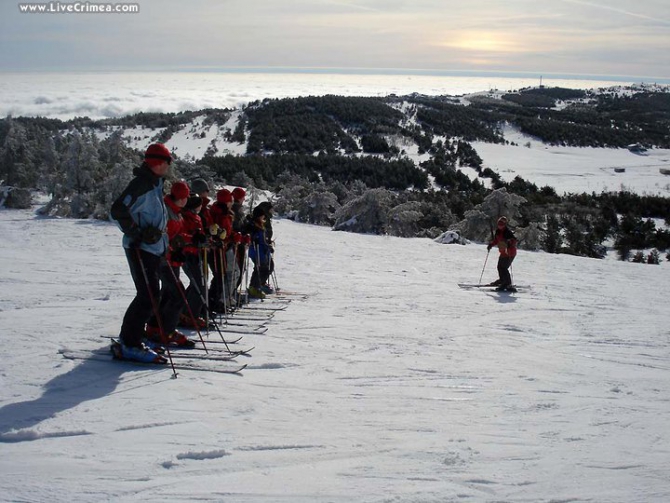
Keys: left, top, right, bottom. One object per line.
{"left": 185, "top": 195, "right": 203, "bottom": 210}
{"left": 216, "top": 188, "right": 233, "bottom": 204}
{"left": 144, "top": 143, "right": 172, "bottom": 167}
{"left": 190, "top": 178, "right": 210, "bottom": 194}
{"left": 256, "top": 201, "right": 273, "bottom": 215}
{"left": 232, "top": 187, "right": 246, "bottom": 200}
{"left": 252, "top": 206, "right": 266, "bottom": 220}
{"left": 171, "top": 181, "right": 190, "bottom": 200}
{"left": 497, "top": 216, "right": 508, "bottom": 226}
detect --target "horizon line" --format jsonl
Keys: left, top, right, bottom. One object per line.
{"left": 1, "top": 65, "right": 669, "bottom": 84}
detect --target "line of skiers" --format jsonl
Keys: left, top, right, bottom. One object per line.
{"left": 110, "top": 143, "right": 276, "bottom": 363}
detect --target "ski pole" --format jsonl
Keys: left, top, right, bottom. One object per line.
{"left": 202, "top": 247, "right": 210, "bottom": 330}
{"left": 242, "top": 243, "right": 250, "bottom": 306}
{"left": 177, "top": 266, "right": 243, "bottom": 346}
{"left": 239, "top": 243, "right": 249, "bottom": 307}
{"left": 269, "top": 249, "right": 279, "bottom": 292}
{"left": 478, "top": 249, "right": 490, "bottom": 286}
{"left": 135, "top": 248, "right": 177, "bottom": 377}
{"left": 219, "top": 245, "right": 229, "bottom": 320}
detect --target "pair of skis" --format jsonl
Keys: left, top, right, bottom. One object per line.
{"left": 60, "top": 339, "right": 250, "bottom": 375}
{"left": 458, "top": 283, "right": 527, "bottom": 292}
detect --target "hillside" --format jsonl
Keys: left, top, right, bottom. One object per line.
{"left": 2, "top": 86, "right": 670, "bottom": 262}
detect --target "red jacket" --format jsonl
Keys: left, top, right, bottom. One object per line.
{"left": 181, "top": 208, "right": 204, "bottom": 256}
{"left": 198, "top": 196, "right": 212, "bottom": 229}
{"left": 164, "top": 195, "right": 188, "bottom": 266}
{"left": 209, "top": 202, "right": 234, "bottom": 242}
{"left": 490, "top": 226, "right": 517, "bottom": 258}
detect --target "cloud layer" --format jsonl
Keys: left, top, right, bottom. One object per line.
{"left": 0, "top": 71, "right": 632, "bottom": 120}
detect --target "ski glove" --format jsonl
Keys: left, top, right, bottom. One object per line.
{"left": 171, "top": 235, "right": 186, "bottom": 249}
{"left": 192, "top": 232, "right": 207, "bottom": 245}
{"left": 140, "top": 226, "right": 164, "bottom": 244}
{"left": 171, "top": 248, "right": 187, "bottom": 263}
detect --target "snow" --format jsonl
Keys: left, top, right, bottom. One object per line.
{"left": 474, "top": 125, "right": 670, "bottom": 196}
{"left": 213, "top": 110, "right": 250, "bottom": 157}
{"left": 167, "top": 115, "right": 219, "bottom": 160}
{"left": 1, "top": 195, "right": 670, "bottom": 501}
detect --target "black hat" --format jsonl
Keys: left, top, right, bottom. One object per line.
{"left": 185, "top": 195, "right": 203, "bottom": 210}
{"left": 252, "top": 206, "right": 266, "bottom": 220}
{"left": 190, "top": 178, "right": 210, "bottom": 194}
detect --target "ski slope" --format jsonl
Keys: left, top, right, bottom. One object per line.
{"left": 0, "top": 206, "right": 669, "bottom": 502}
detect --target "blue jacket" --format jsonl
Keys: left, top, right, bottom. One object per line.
{"left": 110, "top": 164, "right": 168, "bottom": 256}
{"left": 248, "top": 225, "right": 271, "bottom": 266}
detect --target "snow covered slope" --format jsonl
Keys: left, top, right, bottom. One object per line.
{"left": 0, "top": 206, "right": 669, "bottom": 502}
{"left": 474, "top": 124, "right": 670, "bottom": 196}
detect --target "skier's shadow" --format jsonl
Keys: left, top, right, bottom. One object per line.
{"left": 0, "top": 356, "right": 163, "bottom": 442}
{"left": 488, "top": 292, "right": 518, "bottom": 304}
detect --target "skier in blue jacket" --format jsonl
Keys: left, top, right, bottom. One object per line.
{"left": 110, "top": 143, "right": 172, "bottom": 363}
{"left": 247, "top": 206, "right": 272, "bottom": 299}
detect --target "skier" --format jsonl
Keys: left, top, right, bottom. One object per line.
{"left": 231, "top": 187, "right": 247, "bottom": 233}
{"left": 189, "top": 178, "right": 212, "bottom": 230}
{"left": 231, "top": 187, "right": 248, "bottom": 292}
{"left": 110, "top": 143, "right": 171, "bottom": 363}
{"left": 178, "top": 194, "right": 210, "bottom": 329}
{"left": 144, "top": 181, "right": 196, "bottom": 348}
{"left": 208, "top": 188, "right": 240, "bottom": 311}
{"left": 487, "top": 216, "right": 518, "bottom": 292}
{"left": 254, "top": 201, "right": 275, "bottom": 294}
{"left": 247, "top": 206, "right": 272, "bottom": 299}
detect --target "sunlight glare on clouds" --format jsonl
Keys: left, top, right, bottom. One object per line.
{"left": 440, "top": 31, "right": 526, "bottom": 53}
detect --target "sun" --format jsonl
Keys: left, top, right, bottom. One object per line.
{"left": 439, "top": 31, "right": 524, "bottom": 53}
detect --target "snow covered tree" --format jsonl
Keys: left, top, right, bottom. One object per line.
{"left": 333, "top": 188, "right": 395, "bottom": 234}
{"left": 3, "top": 187, "right": 32, "bottom": 209}
{"left": 387, "top": 201, "right": 423, "bottom": 237}
{"left": 647, "top": 249, "right": 660, "bottom": 265}
{"left": 92, "top": 160, "right": 135, "bottom": 219}
{"left": 297, "top": 191, "right": 341, "bottom": 225}
{"left": 631, "top": 251, "right": 645, "bottom": 263}
{"left": 273, "top": 173, "right": 315, "bottom": 219}
{"left": 476, "top": 187, "right": 526, "bottom": 224}
{"left": 515, "top": 222, "right": 544, "bottom": 251}
{"left": 452, "top": 188, "right": 527, "bottom": 243}
{"left": 0, "top": 120, "right": 36, "bottom": 188}
{"left": 63, "top": 131, "right": 103, "bottom": 217}
{"left": 451, "top": 208, "right": 492, "bottom": 243}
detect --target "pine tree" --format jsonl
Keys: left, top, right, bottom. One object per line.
{"left": 544, "top": 214, "right": 563, "bottom": 253}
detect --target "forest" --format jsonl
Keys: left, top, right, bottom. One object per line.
{"left": 1, "top": 85, "right": 669, "bottom": 263}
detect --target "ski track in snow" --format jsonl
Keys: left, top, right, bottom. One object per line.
{"left": 0, "top": 207, "right": 669, "bottom": 502}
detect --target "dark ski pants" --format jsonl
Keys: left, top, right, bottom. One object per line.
{"left": 148, "top": 263, "right": 186, "bottom": 336}
{"left": 497, "top": 255, "right": 515, "bottom": 287}
{"left": 249, "top": 261, "right": 271, "bottom": 290}
{"left": 208, "top": 247, "right": 226, "bottom": 306}
{"left": 119, "top": 248, "right": 162, "bottom": 348}
{"left": 182, "top": 253, "right": 205, "bottom": 319}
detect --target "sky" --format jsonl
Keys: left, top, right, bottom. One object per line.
{"left": 1, "top": 0, "right": 669, "bottom": 80}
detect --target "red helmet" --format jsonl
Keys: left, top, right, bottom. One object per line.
{"left": 216, "top": 189, "right": 233, "bottom": 204}
{"left": 232, "top": 187, "right": 246, "bottom": 200}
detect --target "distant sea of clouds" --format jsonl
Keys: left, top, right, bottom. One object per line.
{"left": 0, "top": 70, "right": 650, "bottom": 120}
